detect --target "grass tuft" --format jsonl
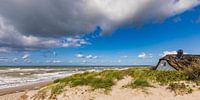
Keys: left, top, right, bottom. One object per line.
{"left": 48, "top": 67, "right": 193, "bottom": 96}
{"left": 167, "top": 83, "right": 193, "bottom": 95}
{"left": 132, "top": 79, "right": 152, "bottom": 88}
{"left": 125, "top": 79, "right": 153, "bottom": 89}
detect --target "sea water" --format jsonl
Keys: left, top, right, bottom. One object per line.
{"left": 0, "top": 66, "right": 130, "bottom": 89}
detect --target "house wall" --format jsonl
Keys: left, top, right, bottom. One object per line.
{"left": 156, "top": 60, "right": 176, "bottom": 71}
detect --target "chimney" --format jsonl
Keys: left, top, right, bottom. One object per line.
{"left": 177, "top": 49, "right": 183, "bottom": 59}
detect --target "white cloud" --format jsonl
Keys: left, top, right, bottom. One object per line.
{"left": 76, "top": 53, "right": 99, "bottom": 59}
{"left": 46, "top": 60, "right": 62, "bottom": 63}
{"left": 22, "top": 54, "right": 29, "bottom": 59}
{"left": 82, "top": 60, "right": 88, "bottom": 63}
{"left": 0, "top": 16, "right": 89, "bottom": 51}
{"left": 76, "top": 54, "right": 85, "bottom": 58}
{"left": 62, "top": 37, "right": 89, "bottom": 47}
{"left": 138, "top": 53, "right": 147, "bottom": 59}
{"left": 92, "top": 56, "right": 98, "bottom": 59}
{"left": 86, "top": 55, "right": 93, "bottom": 59}
{"left": 53, "top": 60, "right": 62, "bottom": 63}
{"left": 162, "top": 51, "right": 177, "bottom": 57}
{"left": 138, "top": 52, "right": 153, "bottom": 59}
{"left": 0, "top": 0, "right": 199, "bottom": 51}
{"left": 160, "top": 50, "right": 188, "bottom": 57}
{"left": 86, "top": 55, "right": 99, "bottom": 59}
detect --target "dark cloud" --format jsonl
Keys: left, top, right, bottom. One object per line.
{"left": 0, "top": 0, "right": 199, "bottom": 51}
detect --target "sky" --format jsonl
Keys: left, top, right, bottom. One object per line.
{"left": 0, "top": 0, "right": 200, "bottom": 66}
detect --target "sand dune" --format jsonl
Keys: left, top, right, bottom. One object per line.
{"left": 1, "top": 76, "right": 200, "bottom": 100}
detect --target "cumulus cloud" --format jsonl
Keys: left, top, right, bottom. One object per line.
{"left": 52, "top": 60, "right": 62, "bottom": 63}
{"left": 0, "top": 15, "right": 89, "bottom": 52}
{"left": 76, "top": 53, "right": 85, "bottom": 58}
{"left": 0, "top": 16, "right": 89, "bottom": 51}
{"left": 76, "top": 53, "right": 99, "bottom": 59}
{"left": 0, "top": 0, "right": 199, "bottom": 51}
{"left": 86, "top": 55, "right": 99, "bottom": 59}
{"left": 22, "top": 54, "right": 29, "bottom": 59}
{"left": 138, "top": 52, "right": 153, "bottom": 59}
{"left": 45, "top": 60, "right": 62, "bottom": 64}
{"left": 161, "top": 50, "right": 188, "bottom": 57}
{"left": 138, "top": 53, "right": 147, "bottom": 59}
{"left": 62, "top": 37, "right": 89, "bottom": 47}
{"left": 161, "top": 51, "right": 177, "bottom": 57}
{"left": 82, "top": 60, "right": 88, "bottom": 63}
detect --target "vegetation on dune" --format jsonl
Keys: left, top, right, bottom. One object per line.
{"left": 51, "top": 68, "right": 190, "bottom": 95}
{"left": 53, "top": 70, "right": 121, "bottom": 91}
{"left": 121, "top": 68, "right": 189, "bottom": 84}
{"left": 126, "top": 79, "right": 153, "bottom": 89}
{"left": 167, "top": 83, "right": 193, "bottom": 95}
{"left": 184, "top": 66, "right": 200, "bottom": 80}
{"left": 34, "top": 67, "right": 200, "bottom": 98}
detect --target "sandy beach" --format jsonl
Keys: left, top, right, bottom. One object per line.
{"left": 1, "top": 76, "right": 200, "bottom": 100}
{"left": 0, "top": 81, "right": 52, "bottom": 96}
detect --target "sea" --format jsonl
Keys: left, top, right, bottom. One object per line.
{"left": 0, "top": 66, "right": 146, "bottom": 89}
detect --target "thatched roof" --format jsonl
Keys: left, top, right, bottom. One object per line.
{"left": 156, "top": 55, "right": 200, "bottom": 70}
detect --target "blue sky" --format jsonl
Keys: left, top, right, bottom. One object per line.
{"left": 0, "top": 0, "right": 200, "bottom": 66}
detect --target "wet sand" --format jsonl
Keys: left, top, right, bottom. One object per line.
{"left": 0, "top": 81, "right": 52, "bottom": 96}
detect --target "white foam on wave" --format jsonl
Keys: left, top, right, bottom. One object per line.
{"left": 0, "top": 71, "right": 82, "bottom": 89}
{"left": 0, "top": 67, "right": 129, "bottom": 89}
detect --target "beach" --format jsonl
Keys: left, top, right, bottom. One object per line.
{"left": 0, "top": 67, "right": 200, "bottom": 100}
{"left": 0, "top": 66, "right": 133, "bottom": 99}
{"left": 1, "top": 76, "right": 200, "bottom": 100}
{"left": 0, "top": 80, "right": 52, "bottom": 96}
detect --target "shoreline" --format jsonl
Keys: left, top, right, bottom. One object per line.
{"left": 0, "top": 80, "right": 53, "bottom": 96}
{"left": 1, "top": 76, "right": 200, "bottom": 100}
{"left": 1, "top": 67, "right": 200, "bottom": 100}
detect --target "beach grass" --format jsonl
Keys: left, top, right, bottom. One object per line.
{"left": 49, "top": 67, "right": 192, "bottom": 96}
{"left": 127, "top": 79, "right": 153, "bottom": 89}
{"left": 167, "top": 82, "right": 193, "bottom": 95}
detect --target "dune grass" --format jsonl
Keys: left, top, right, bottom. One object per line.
{"left": 167, "top": 82, "right": 193, "bottom": 95}
{"left": 127, "top": 79, "right": 153, "bottom": 89}
{"left": 49, "top": 67, "right": 191, "bottom": 96}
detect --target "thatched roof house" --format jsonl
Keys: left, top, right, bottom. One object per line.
{"left": 155, "top": 50, "right": 200, "bottom": 71}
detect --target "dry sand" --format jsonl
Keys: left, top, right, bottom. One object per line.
{"left": 1, "top": 77, "right": 200, "bottom": 100}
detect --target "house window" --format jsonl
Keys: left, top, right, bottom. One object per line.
{"left": 163, "top": 62, "right": 167, "bottom": 66}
